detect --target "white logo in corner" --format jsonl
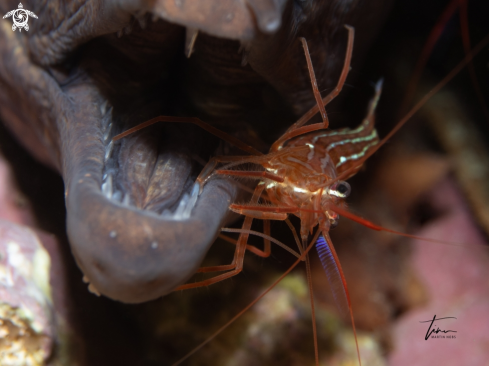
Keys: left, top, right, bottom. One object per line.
{"left": 3, "top": 3, "right": 38, "bottom": 32}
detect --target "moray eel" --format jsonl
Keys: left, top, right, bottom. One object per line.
{"left": 0, "top": 0, "right": 390, "bottom": 303}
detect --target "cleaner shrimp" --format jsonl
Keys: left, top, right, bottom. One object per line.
{"left": 112, "top": 6, "right": 489, "bottom": 365}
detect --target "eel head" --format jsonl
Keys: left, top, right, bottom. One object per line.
{"left": 0, "top": 0, "right": 390, "bottom": 302}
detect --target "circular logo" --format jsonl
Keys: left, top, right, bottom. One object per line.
{"left": 12, "top": 8, "right": 29, "bottom": 29}
{"left": 3, "top": 3, "right": 38, "bottom": 32}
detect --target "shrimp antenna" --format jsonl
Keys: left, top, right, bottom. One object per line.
{"left": 334, "top": 32, "right": 489, "bottom": 183}
{"left": 330, "top": 204, "right": 487, "bottom": 250}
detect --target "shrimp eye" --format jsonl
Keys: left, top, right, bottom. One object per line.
{"left": 337, "top": 182, "right": 350, "bottom": 195}
{"left": 328, "top": 181, "right": 351, "bottom": 198}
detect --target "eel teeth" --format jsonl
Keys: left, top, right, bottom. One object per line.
{"left": 104, "top": 140, "right": 114, "bottom": 162}
{"left": 100, "top": 100, "right": 108, "bottom": 115}
{"left": 102, "top": 174, "right": 113, "bottom": 199}
{"left": 122, "top": 193, "right": 131, "bottom": 206}
{"left": 96, "top": 99, "right": 200, "bottom": 218}
{"left": 88, "top": 283, "right": 101, "bottom": 296}
{"left": 239, "top": 41, "right": 252, "bottom": 67}
{"left": 164, "top": 182, "right": 200, "bottom": 220}
{"left": 103, "top": 123, "right": 113, "bottom": 142}
{"left": 105, "top": 106, "right": 113, "bottom": 121}
{"left": 184, "top": 182, "right": 200, "bottom": 216}
{"left": 112, "top": 190, "right": 122, "bottom": 202}
{"left": 102, "top": 168, "right": 116, "bottom": 182}
{"left": 135, "top": 13, "right": 148, "bottom": 29}
{"left": 185, "top": 27, "right": 199, "bottom": 58}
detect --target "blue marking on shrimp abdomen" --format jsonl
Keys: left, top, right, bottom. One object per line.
{"left": 315, "top": 235, "right": 349, "bottom": 318}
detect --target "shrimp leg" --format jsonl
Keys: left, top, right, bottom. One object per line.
{"left": 271, "top": 25, "right": 355, "bottom": 151}
{"left": 113, "top": 116, "right": 262, "bottom": 156}
{"left": 174, "top": 183, "right": 265, "bottom": 290}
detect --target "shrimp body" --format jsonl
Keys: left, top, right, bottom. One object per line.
{"left": 265, "top": 98, "right": 381, "bottom": 241}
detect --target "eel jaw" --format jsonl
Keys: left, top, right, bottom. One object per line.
{"left": 63, "top": 81, "right": 239, "bottom": 303}
{"left": 0, "top": 0, "right": 391, "bottom": 303}
{"left": 0, "top": 0, "right": 294, "bottom": 303}
{"left": 0, "top": 9, "right": 244, "bottom": 303}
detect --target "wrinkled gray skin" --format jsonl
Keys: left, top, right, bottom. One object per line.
{"left": 0, "top": 0, "right": 390, "bottom": 303}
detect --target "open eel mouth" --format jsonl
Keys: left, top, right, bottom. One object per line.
{"left": 0, "top": 0, "right": 390, "bottom": 303}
